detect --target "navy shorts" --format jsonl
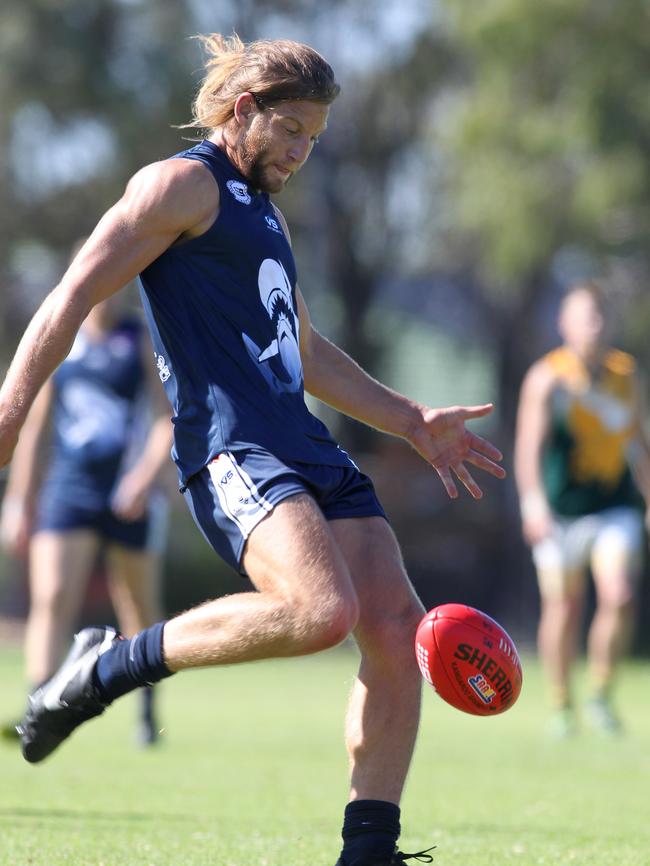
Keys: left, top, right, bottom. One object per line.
{"left": 35, "top": 492, "right": 168, "bottom": 553}
{"left": 182, "top": 448, "right": 387, "bottom": 574}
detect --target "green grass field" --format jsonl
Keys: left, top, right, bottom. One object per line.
{"left": 1, "top": 644, "right": 649, "bottom": 866}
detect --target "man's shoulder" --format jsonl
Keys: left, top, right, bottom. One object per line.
{"left": 525, "top": 349, "right": 564, "bottom": 386}
{"left": 538, "top": 347, "right": 582, "bottom": 383}
{"left": 124, "top": 155, "right": 220, "bottom": 233}
{"left": 133, "top": 155, "right": 218, "bottom": 198}
{"left": 604, "top": 348, "right": 637, "bottom": 378}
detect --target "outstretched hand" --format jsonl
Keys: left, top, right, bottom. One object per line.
{"left": 407, "top": 403, "right": 506, "bottom": 499}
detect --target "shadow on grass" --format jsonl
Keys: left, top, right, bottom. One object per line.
{"left": 0, "top": 806, "right": 191, "bottom": 824}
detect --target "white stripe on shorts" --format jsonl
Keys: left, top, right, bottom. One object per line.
{"left": 207, "top": 451, "right": 274, "bottom": 538}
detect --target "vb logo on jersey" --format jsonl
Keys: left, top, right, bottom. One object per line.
{"left": 242, "top": 259, "right": 303, "bottom": 394}
{"left": 226, "top": 180, "right": 251, "bottom": 205}
{"left": 265, "top": 215, "right": 283, "bottom": 234}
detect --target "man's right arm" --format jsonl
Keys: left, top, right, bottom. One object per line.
{"left": 0, "top": 158, "right": 218, "bottom": 468}
{"left": 514, "top": 359, "right": 555, "bottom": 546}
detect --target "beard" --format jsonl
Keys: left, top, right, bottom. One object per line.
{"left": 239, "top": 126, "right": 286, "bottom": 194}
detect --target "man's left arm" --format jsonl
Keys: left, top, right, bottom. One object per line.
{"left": 295, "top": 287, "right": 505, "bottom": 499}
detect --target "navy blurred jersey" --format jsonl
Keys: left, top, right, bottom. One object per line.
{"left": 139, "top": 140, "right": 351, "bottom": 488}
{"left": 40, "top": 319, "right": 149, "bottom": 511}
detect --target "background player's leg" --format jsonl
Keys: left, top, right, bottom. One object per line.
{"left": 329, "top": 516, "right": 424, "bottom": 805}
{"left": 537, "top": 582, "right": 583, "bottom": 715}
{"left": 105, "top": 544, "right": 162, "bottom": 637}
{"left": 587, "top": 567, "right": 633, "bottom": 695}
{"left": 105, "top": 543, "right": 163, "bottom": 744}
{"left": 585, "top": 515, "right": 641, "bottom": 732}
{"left": 25, "top": 529, "right": 100, "bottom": 685}
{"left": 162, "top": 494, "right": 359, "bottom": 669}
{"left": 532, "top": 526, "right": 585, "bottom": 738}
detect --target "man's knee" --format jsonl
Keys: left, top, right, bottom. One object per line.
{"left": 360, "top": 598, "right": 424, "bottom": 666}
{"left": 596, "top": 586, "right": 635, "bottom": 612}
{"left": 293, "top": 590, "right": 360, "bottom": 653}
{"left": 31, "top": 582, "right": 68, "bottom": 614}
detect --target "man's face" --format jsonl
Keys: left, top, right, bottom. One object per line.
{"left": 238, "top": 99, "right": 329, "bottom": 194}
{"left": 558, "top": 289, "right": 606, "bottom": 358}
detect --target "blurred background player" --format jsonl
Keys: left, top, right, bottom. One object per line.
{"left": 0, "top": 280, "right": 172, "bottom": 746}
{"left": 515, "top": 281, "right": 650, "bottom": 738}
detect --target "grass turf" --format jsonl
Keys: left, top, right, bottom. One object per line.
{"left": 1, "top": 644, "right": 649, "bottom": 865}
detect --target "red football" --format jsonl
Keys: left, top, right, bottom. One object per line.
{"left": 415, "top": 604, "right": 523, "bottom": 716}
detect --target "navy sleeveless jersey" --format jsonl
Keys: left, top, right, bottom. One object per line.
{"left": 139, "top": 140, "right": 350, "bottom": 486}
{"left": 41, "top": 318, "right": 148, "bottom": 509}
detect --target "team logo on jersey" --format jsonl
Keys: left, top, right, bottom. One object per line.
{"left": 242, "top": 258, "right": 303, "bottom": 394}
{"left": 59, "top": 380, "right": 129, "bottom": 451}
{"left": 265, "top": 215, "right": 283, "bottom": 234}
{"left": 226, "top": 179, "right": 252, "bottom": 205}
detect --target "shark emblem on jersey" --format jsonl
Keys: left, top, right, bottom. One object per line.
{"left": 242, "top": 258, "right": 303, "bottom": 394}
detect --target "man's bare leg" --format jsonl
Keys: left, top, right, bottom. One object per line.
{"left": 537, "top": 588, "right": 583, "bottom": 712}
{"left": 331, "top": 516, "right": 424, "bottom": 804}
{"left": 327, "top": 516, "right": 425, "bottom": 866}
{"left": 162, "top": 494, "right": 359, "bottom": 668}
{"left": 105, "top": 544, "right": 162, "bottom": 637}
{"left": 18, "top": 494, "right": 360, "bottom": 763}
{"left": 26, "top": 530, "right": 100, "bottom": 685}
{"left": 585, "top": 547, "right": 637, "bottom": 733}
{"left": 105, "top": 543, "right": 164, "bottom": 745}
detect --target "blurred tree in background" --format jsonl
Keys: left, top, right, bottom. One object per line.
{"left": 1, "top": 0, "right": 649, "bottom": 647}
{"left": 441, "top": 0, "right": 650, "bottom": 422}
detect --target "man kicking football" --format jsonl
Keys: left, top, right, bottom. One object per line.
{"left": 0, "top": 34, "right": 505, "bottom": 866}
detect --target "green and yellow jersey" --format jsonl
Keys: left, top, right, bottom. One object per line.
{"left": 542, "top": 347, "right": 643, "bottom": 517}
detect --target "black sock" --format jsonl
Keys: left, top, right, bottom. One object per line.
{"left": 94, "top": 622, "right": 174, "bottom": 703}
{"left": 338, "top": 799, "right": 401, "bottom": 866}
{"left": 139, "top": 684, "right": 155, "bottom": 725}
